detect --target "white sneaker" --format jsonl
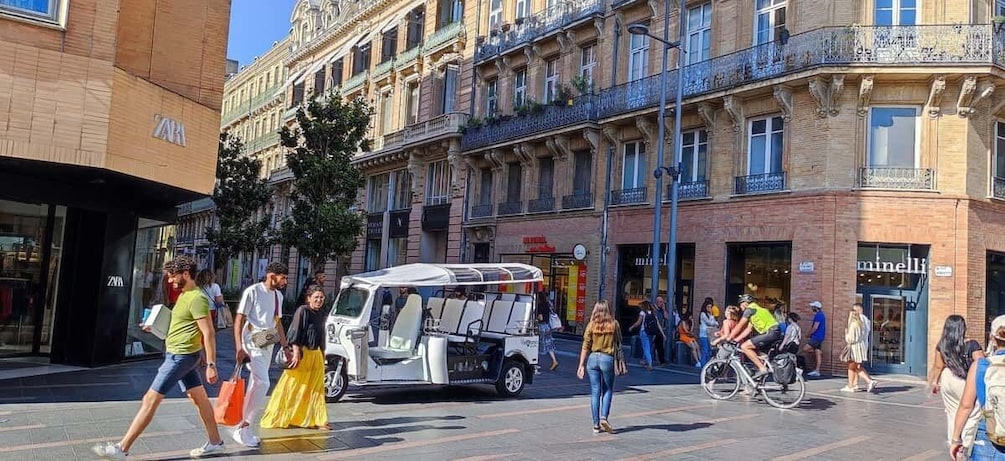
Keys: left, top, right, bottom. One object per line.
{"left": 91, "top": 442, "right": 127, "bottom": 460}
{"left": 840, "top": 386, "right": 858, "bottom": 393}
{"left": 190, "top": 441, "right": 225, "bottom": 458}
{"left": 232, "top": 426, "right": 260, "bottom": 448}
{"left": 807, "top": 370, "right": 821, "bottom": 378}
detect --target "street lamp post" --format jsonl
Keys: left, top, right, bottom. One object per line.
{"left": 627, "top": 0, "right": 685, "bottom": 311}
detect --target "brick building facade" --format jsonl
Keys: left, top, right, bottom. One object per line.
{"left": 0, "top": 0, "right": 231, "bottom": 366}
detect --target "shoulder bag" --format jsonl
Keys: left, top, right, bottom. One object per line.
{"left": 250, "top": 290, "right": 281, "bottom": 348}
{"left": 613, "top": 328, "right": 629, "bottom": 376}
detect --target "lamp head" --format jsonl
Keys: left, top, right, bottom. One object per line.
{"left": 627, "top": 24, "right": 650, "bottom": 36}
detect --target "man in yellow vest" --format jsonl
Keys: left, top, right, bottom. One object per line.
{"left": 727, "top": 294, "right": 782, "bottom": 380}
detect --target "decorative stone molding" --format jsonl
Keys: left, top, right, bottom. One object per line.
{"left": 958, "top": 77, "right": 995, "bottom": 118}
{"left": 406, "top": 151, "right": 423, "bottom": 198}
{"left": 635, "top": 116, "right": 655, "bottom": 146}
{"left": 594, "top": 18, "right": 604, "bottom": 39}
{"left": 647, "top": 0, "right": 658, "bottom": 18}
{"left": 545, "top": 138, "right": 560, "bottom": 160}
{"left": 807, "top": 77, "right": 829, "bottom": 118}
{"left": 557, "top": 32, "right": 571, "bottom": 54}
{"left": 583, "top": 129, "right": 601, "bottom": 153}
{"left": 485, "top": 149, "right": 505, "bottom": 170}
{"left": 828, "top": 75, "right": 845, "bottom": 116}
{"left": 723, "top": 96, "right": 743, "bottom": 132}
{"left": 857, "top": 75, "right": 874, "bottom": 117}
{"left": 926, "top": 75, "right": 947, "bottom": 118}
{"left": 602, "top": 126, "right": 621, "bottom": 145}
{"left": 697, "top": 103, "right": 715, "bottom": 134}
{"left": 523, "top": 45, "right": 536, "bottom": 62}
{"left": 463, "top": 155, "right": 479, "bottom": 172}
{"left": 566, "top": 30, "right": 577, "bottom": 47}
{"left": 773, "top": 85, "right": 793, "bottom": 122}
{"left": 447, "top": 140, "right": 462, "bottom": 195}
{"left": 554, "top": 135, "right": 573, "bottom": 161}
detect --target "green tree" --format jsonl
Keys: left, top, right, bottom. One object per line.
{"left": 205, "top": 133, "right": 272, "bottom": 271}
{"left": 277, "top": 90, "right": 372, "bottom": 277}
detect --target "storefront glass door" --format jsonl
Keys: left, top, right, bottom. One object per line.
{"left": 0, "top": 199, "right": 64, "bottom": 357}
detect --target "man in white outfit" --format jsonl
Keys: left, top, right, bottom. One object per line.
{"left": 232, "top": 262, "right": 289, "bottom": 448}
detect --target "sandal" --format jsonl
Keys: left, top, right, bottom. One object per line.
{"left": 550, "top": 362, "right": 559, "bottom": 371}
{"left": 599, "top": 419, "right": 614, "bottom": 434}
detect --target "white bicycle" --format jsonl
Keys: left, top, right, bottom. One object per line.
{"left": 700, "top": 341, "right": 805, "bottom": 409}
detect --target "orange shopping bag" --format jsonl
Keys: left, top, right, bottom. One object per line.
{"left": 215, "top": 363, "right": 245, "bottom": 426}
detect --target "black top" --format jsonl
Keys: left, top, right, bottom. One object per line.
{"left": 287, "top": 305, "right": 325, "bottom": 350}
{"left": 535, "top": 298, "right": 552, "bottom": 321}
{"left": 937, "top": 339, "right": 983, "bottom": 366}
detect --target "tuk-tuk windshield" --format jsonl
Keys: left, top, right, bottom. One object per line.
{"left": 332, "top": 286, "right": 369, "bottom": 317}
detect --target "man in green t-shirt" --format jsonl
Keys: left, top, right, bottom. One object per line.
{"left": 728, "top": 294, "right": 782, "bottom": 380}
{"left": 93, "top": 256, "right": 224, "bottom": 460}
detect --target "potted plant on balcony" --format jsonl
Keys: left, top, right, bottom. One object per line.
{"left": 571, "top": 74, "right": 593, "bottom": 95}
{"left": 995, "top": 15, "right": 1005, "bottom": 33}
{"left": 461, "top": 117, "right": 484, "bottom": 134}
{"left": 553, "top": 84, "right": 574, "bottom": 106}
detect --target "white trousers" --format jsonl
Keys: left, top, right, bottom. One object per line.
{"left": 940, "top": 367, "right": 980, "bottom": 449}
{"left": 242, "top": 338, "right": 274, "bottom": 430}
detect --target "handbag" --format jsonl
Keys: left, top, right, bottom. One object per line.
{"left": 249, "top": 290, "right": 281, "bottom": 348}
{"left": 615, "top": 352, "right": 629, "bottom": 376}
{"left": 548, "top": 312, "right": 562, "bottom": 330}
{"left": 276, "top": 346, "right": 295, "bottom": 369}
{"left": 214, "top": 364, "right": 245, "bottom": 426}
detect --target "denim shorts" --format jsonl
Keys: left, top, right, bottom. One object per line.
{"left": 150, "top": 352, "right": 203, "bottom": 395}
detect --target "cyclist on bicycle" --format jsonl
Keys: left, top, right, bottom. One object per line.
{"left": 726, "top": 294, "right": 782, "bottom": 380}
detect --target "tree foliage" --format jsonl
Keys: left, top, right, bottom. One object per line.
{"left": 277, "top": 89, "right": 372, "bottom": 272}
{"left": 205, "top": 133, "right": 272, "bottom": 270}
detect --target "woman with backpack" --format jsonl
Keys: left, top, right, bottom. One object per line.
{"left": 628, "top": 301, "right": 658, "bottom": 371}
{"left": 932, "top": 315, "right": 984, "bottom": 458}
{"left": 952, "top": 314, "right": 1005, "bottom": 461}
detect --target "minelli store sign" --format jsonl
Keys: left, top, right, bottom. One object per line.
{"left": 856, "top": 257, "right": 927, "bottom": 274}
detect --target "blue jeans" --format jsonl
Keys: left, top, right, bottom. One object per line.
{"left": 150, "top": 352, "right": 203, "bottom": 395}
{"left": 699, "top": 337, "right": 711, "bottom": 365}
{"left": 586, "top": 352, "right": 615, "bottom": 427}
{"left": 972, "top": 426, "right": 1005, "bottom": 460}
{"left": 639, "top": 330, "right": 654, "bottom": 365}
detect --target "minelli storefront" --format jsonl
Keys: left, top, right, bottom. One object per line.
{"left": 0, "top": 0, "right": 229, "bottom": 367}
{"left": 606, "top": 193, "right": 1000, "bottom": 378}
{"left": 482, "top": 215, "right": 601, "bottom": 335}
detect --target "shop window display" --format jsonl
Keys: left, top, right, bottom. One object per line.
{"left": 725, "top": 243, "right": 791, "bottom": 318}
{"left": 616, "top": 244, "right": 696, "bottom": 333}
{"left": 855, "top": 243, "right": 928, "bottom": 368}
{"left": 125, "top": 219, "right": 175, "bottom": 357}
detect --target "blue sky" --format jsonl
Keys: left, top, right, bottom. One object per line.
{"left": 227, "top": 0, "right": 297, "bottom": 66}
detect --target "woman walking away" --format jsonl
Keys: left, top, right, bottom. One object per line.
{"left": 930, "top": 315, "right": 984, "bottom": 456}
{"left": 698, "top": 301, "right": 719, "bottom": 366}
{"left": 197, "top": 269, "right": 225, "bottom": 330}
{"left": 260, "top": 286, "right": 330, "bottom": 430}
{"left": 536, "top": 291, "right": 559, "bottom": 371}
{"left": 577, "top": 300, "right": 623, "bottom": 434}
{"left": 629, "top": 301, "right": 656, "bottom": 371}
{"left": 951, "top": 315, "right": 1005, "bottom": 461}
{"left": 840, "top": 303, "right": 877, "bottom": 393}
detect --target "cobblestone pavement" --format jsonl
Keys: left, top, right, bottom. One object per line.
{"left": 0, "top": 332, "right": 948, "bottom": 460}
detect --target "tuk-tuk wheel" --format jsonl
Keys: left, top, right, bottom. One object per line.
{"left": 325, "top": 358, "right": 348, "bottom": 402}
{"left": 496, "top": 359, "right": 526, "bottom": 398}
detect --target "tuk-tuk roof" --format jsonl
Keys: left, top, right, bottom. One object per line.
{"left": 341, "top": 263, "right": 543, "bottom": 287}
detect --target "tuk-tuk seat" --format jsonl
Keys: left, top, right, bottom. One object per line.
{"left": 371, "top": 294, "right": 422, "bottom": 360}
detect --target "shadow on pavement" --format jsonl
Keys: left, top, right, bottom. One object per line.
{"left": 798, "top": 397, "right": 838, "bottom": 411}
{"left": 871, "top": 385, "right": 914, "bottom": 395}
{"left": 614, "top": 421, "right": 712, "bottom": 434}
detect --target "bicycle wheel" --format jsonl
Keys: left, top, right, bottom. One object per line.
{"left": 760, "top": 372, "right": 805, "bottom": 409}
{"left": 700, "top": 358, "right": 740, "bottom": 400}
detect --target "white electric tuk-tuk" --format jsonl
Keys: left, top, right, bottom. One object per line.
{"left": 323, "top": 263, "right": 543, "bottom": 402}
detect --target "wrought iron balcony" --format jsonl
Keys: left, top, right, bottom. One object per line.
{"left": 528, "top": 197, "right": 555, "bottom": 213}
{"left": 462, "top": 96, "right": 596, "bottom": 150}
{"left": 734, "top": 172, "right": 786, "bottom": 195}
{"left": 665, "top": 180, "right": 709, "bottom": 201}
{"left": 611, "top": 187, "right": 647, "bottom": 205}
{"left": 426, "top": 21, "right": 465, "bottom": 52}
{"left": 475, "top": 0, "right": 605, "bottom": 62}
{"left": 405, "top": 112, "right": 467, "bottom": 145}
{"left": 995, "top": 177, "right": 1005, "bottom": 200}
{"left": 597, "top": 24, "right": 1001, "bottom": 118}
{"left": 562, "top": 193, "right": 594, "bottom": 210}
{"left": 498, "top": 201, "right": 524, "bottom": 216}
{"left": 471, "top": 203, "right": 494, "bottom": 218}
{"left": 397, "top": 45, "right": 423, "bottom": 67}
{"left": 858, "top": 167, "right": 935, "bottom": 190}
{"left": 373, "top": 59, "right": 394, "bottom": 78}
{"left": 342, "top": 71, "right": 368, "bottom": 93}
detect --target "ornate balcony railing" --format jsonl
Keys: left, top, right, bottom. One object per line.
{"left": 405, "top": 112, "right": 467, "bottom": 145}
{"left": 342, "top": 71, "right": 368, "bottom": 93}
{"left": 562, "top": 193, "right": 593, "bottom": 210}
{"left": 471, "top": 203, "right": 494, "bottom": 218}
{"left": 498, "top": 201, "right": 524, "bottom": 215}
{"left": 597, "top": 24, "right": 1000, "bottom": 119}
{"left": 373, "top": 59, "right": 394, "bottom": 78}
{"left": 528, "top": 197, "right": 555, "bottom": 213}
{"left": 611, "top": 187, "right": 647, "bottom": 205}
{"left": 426, "top": 21, "right": 465, "bottom": 52}
{"left": 245, "top": 132, "right": 280, "bottom": 154}
{"left": 994, "top": 177, "right": 1005, "bottom": 199}
{"left": 475, "top": 0, "right": 605, "bottom": 62}
{"left": 858, "top": 167, "right": 935, "bottom": 190}
{"left": 462, "top": 96, "right": 596, "bottom": 150}
{"left": 398, "top": 45, "right": 423, "bottom": 67}
{"left": 734, "top": 172, "right": 786, "bottom": 195}
{"left": 379, "top": 130, "right": 405, "bottom": 151}
{"left": 665, "top": 180, "right": 709, "bottom": 201}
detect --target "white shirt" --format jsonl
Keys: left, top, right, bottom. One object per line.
{"left": 237, "top": 282, "right": 283, "bottom": 332}
{"left": 201, "top": 283, "right": 223, "bottom": 310}
{"left": 860, "top": 313, "right": 872, "bottom": 348}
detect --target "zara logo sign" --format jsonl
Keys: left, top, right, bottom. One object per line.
{"left": 107, "top": 276, "right": 124, "bottom": 287}
{"left": 152, "top": 115, "right": 187, "bottom": 147}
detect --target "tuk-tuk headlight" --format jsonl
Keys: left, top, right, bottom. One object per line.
{"left": 347, "top": 328, "right": 367, "bottom": 340}
{"left": 326, "top": 324, "right": 336, "bottom": 343}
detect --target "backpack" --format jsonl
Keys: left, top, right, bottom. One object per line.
{"left": 643, "top": 312, "right": 659, "bottom": 335}
{"left": 772, "top": 352, "right": 798, "bottom": 385}
{"left": 983, "top": 355, "right": 1005, "bottom": 445}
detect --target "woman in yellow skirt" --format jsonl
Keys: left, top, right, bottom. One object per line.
{"left": 260, "top": 285, "right": 330, "bottom": 430}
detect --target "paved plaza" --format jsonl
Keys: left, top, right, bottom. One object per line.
{"left": 0, "top": 333, "right": 948, "bottom": 460}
